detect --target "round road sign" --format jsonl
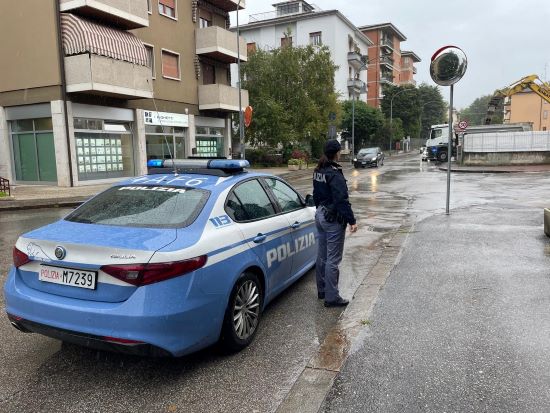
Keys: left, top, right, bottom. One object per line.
{"left": 458, "top": 120, "right": 468, "bottom": 130}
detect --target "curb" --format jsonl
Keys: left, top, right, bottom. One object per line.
{"left": 275, "top": 221, "right": 414, "bottom": 413}
{"left": 438, "top": 166, "right": 548, "bottom": 174}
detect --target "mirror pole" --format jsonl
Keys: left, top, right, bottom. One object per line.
{"left": 446, "top": 84, "right": 454, "bottom": 215}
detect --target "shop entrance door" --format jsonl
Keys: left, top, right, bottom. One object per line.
{"left": 13, "top": 131, "right": 57, "bottom": 183}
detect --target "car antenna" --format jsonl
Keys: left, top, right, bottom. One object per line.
{"left": 147, "top": 78, "right": 178, "bottom": 176}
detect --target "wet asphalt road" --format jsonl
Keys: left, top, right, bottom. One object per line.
{"left": 323, "top": 156, "right": 550, "bottom": 412}
{"left": 0, "top": 162, "right": 400, "bottom": 413}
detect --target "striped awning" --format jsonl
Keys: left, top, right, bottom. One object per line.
{"left": 61, "top": 13, "right": 148, "bottom": 67}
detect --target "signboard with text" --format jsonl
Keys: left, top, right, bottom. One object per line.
{"left": 144, "top": 111, "right": 189, "bottom": 128}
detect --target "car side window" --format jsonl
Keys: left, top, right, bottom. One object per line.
{"left": 264, "top": 178, "right": 303, "bottom": 213}
{"left": 227, "top": 179, "right": 276, "bottom": 221}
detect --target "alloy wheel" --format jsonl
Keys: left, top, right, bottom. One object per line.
{"left": 232, "top": 280, "right": 260, "bottom": 339}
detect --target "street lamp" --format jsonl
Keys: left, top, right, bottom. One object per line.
{"left": 347, "top": 55, "right": 368, "bottom": 162}
{"left": 389, "top": 87, "right": 416, "bottom": 155}
{"left": 236, "top": 0, "right": 245, "bottom": 159}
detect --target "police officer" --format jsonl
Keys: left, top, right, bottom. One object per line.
{"left": 313, "top": 140, "right": 357, "bottom": 307}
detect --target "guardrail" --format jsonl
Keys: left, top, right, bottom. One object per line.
{"left": 463, "top": 131, "right": 550, "bottom": 152}
{"left": 0, "top": 177, "right": 10, "bottom": 196}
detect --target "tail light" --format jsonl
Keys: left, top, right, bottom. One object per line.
{"left": 13, "top": 247, "right": 31, "bottom": 268}
{"left": 101, "top": 255, "right": 207, "bottom": 287}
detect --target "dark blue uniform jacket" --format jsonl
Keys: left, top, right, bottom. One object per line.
{"left": 312, "top": 161, "right": 356, "bottom": 225}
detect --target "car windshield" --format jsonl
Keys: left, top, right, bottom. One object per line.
{"left": 358, "top": 149, "right": 377, "bottom": 155}
{"left": 65, "top": 185, "right": 210, "bottom": 228}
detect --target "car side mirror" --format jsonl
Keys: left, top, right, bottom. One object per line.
{"left": 305, "top": 194, "right": 315, "bottom": 207}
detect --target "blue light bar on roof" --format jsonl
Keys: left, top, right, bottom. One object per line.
{"left": 147, "top": 159, "right": 250, "bottom": 170}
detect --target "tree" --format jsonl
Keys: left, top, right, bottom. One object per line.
{"left": 416, "top": 83, "right": 446, "bottom": 140}
{"left": 241, "top": 45, "right": 339, "bottom": 155}
{"left": 340, "top": 100, "right": 384, "bottom": 150}
{"left": 459, "top": 94, "right": 503, "bottom": 125}
{"left": 380, "top": 85, "right": 421, "bottom": 140}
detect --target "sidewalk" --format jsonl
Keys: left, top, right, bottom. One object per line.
{"left": 438, "top": 162, "right": 550, "bottom": 173}
{"left": 0, "top": 166, "right": 313, "bottom": 211}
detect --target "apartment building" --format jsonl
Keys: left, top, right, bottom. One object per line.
{"left": 505, "top": 92, "right": 550, "bottom": 131}
{"left": 0, "top": 0, "right": 248, "bottom": 187}
{"left": 230, "top": 0, "right": 373, "bottom": 101}
{"left": 358, "top": 23, "right": 420, "bottom": 108}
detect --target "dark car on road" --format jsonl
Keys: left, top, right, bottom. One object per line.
{"left": 353, "top": 147, "right": 384, "bottom": 168}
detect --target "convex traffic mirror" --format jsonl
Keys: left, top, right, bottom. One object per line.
{"left": 430, "top": 46, "right": 467, "bottom": 86}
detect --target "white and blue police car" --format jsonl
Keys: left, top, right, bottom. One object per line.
{"left": 4, "top": 159, "right": 317, "bottom": 356}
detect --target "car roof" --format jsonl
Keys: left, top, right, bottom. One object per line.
{"left": 115, "top": 171, "right": 273, "bottom": 193}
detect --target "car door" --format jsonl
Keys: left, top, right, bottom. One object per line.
{"left": 262, "top": 177, "right": 317, "bottom": 282}
{"left": 225, "top": 178, "right": 293, "bottom": 296}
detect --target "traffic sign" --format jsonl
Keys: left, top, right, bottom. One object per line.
{"left": 244, "top": 106, "right": 253, "bottom": 127}
{"left": 458, "top": 120, "right": 468, "bottom": 130}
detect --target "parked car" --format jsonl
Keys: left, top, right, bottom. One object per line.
{"left": 353, "top": 147, "right": 384, "bottom": 168}
{"left": 4, "top": 159, "right": 318, "bottom": 357}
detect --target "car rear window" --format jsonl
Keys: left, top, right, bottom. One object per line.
{"left": 65, "top": 185, "right": 210, "bottom": 228}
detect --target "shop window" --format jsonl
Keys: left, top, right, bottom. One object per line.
{"left": 74, "top": 118, "right": 135, "bottom": 181}
{"left": 158, "top": 0, "right": 176, "bottom": 19}
{"left": 195, "top": 126, "right": 224, "bottom": 158}
{"left": 145, "top": 125, "right": 186, "bottom": 160}
{"left": 145, "top": 44, "right": 155, "bottom": 79}
{"left": 309, "top": 32, "right": 322, "bottom": 46}
{"left": 201, "top": 62, "right": 216, "bottom": 85}
{"left": 162, "top": 50, "right": 180, "bottom": 80}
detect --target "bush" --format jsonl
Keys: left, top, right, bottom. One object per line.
{"left": 245, "top": 148, "right": 284, "bottom": 167}
{"left": 287, "top": 158, "right": 301, "bottom": 165}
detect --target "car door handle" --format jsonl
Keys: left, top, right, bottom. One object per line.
{"left": 291, "top": 221, "right": 301, "bottom": 229}
{"left": 253, "top": 233, "right": 267, "bottom": 243}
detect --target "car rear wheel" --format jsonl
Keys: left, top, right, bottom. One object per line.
{"left": 221, "top": 272, "right": 263, "bottom": 352}
{"left": 438, "top": 151, "right": 448, "bottom": 162}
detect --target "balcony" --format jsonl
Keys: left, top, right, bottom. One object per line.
{"left": 198, "top": 84, "right": 249, "bottom": 112}
{"left": 60, "top": 0, "right": 149, "bottom": 29}
{"left": 380, "top": 73, "right": 395, "bottom": 85}
{"left": 380, "top": 37, "right": 394, "bottom": 52}
{"left": 413, "top": 66, "right": 417, "bottom": 74}
{"left": 347, "top": 51, "right": 366, "bottom": 71}
{"left": 64, "top": 54, "right": 153, "bottom": 99}
{"left": 379, "top": 55, "right": 394, "bottom": 69}
{"left": 206, "top": 0, "right": 245, "bottom": 12}
{"left": 347, "top": 78, "right": 366, "bottom": 95}
{"left": 196, "top": 26, "right": 247, "bottom": 63}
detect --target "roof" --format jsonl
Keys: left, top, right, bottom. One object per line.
{"left": 401, "top": 51, "right": 421, "bottom": 62}
{"left": 271, "top": 0, "right": 313, "bottom": 7}
{"left": 357, "top": 22, "right": 407, "bottom": 42}
{"left": 232, "top": 10, "right": 373, "bottom": 46}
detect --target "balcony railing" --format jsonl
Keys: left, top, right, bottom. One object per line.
{"left": 380, "top": 38, "right": 394, "bottom": 50}
{"left": 196, "top": 26, "right": 247, "bottom": 63}
{"left": 347, "top": 78, "right": 366, "bottom": 95}
{"left": 379, "top": 55, "right": 394, "bottom": 68}
{"left": 198, "top": 84, "right": 249, "bottom": 112}
{"left": 380, "top": 73, "right": 394, "bottom": 84}
{"left": 347, "top": 51, "right": 366, "bottom": 71}
{"left": 64, "top": 54, "right": 153, "bottom": 99}
{"left": 59, "top": 0, "right": 149, "bottom": 29}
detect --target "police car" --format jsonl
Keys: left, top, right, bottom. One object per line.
{"left": 4, "top": 159, "right": 317, "bottom": 357}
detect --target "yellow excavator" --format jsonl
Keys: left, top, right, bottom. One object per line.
{"left": 485, "top": 74, "right": 550, "bottom": 124}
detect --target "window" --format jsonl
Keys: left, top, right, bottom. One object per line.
{"left": 264, "top": 178, "right": 303, "bottom": 212}
{"left": 66, "top": 186, "right": 209, "bottom": 229}
{"left": 309, "top": 32, "right": 322, "bottom": 46}
{"left": 247, "top": 42, "right": 257, "bottom": 55}
{"left": 281, "top": 36, "right": 293, "bottom": 48}
{"left": 544, "top": 110, "right": 548, "bottom": 119}
{"left": 201, "top": 62, "right": 216, "bottom": 85}
{"left": 199, "top": 8, "right": 212, "bottom": 28}
{"left": 158, "top": 0, "right": 176, "bottom": 19}
{"left": 227, "top": 180, "right": 276, "bottom": 221}
{"left": 161, "top": 50, "right": 180, "bottom": 80}
{"left": 147, "top": 0, "right": 152, "bottom": 13}
{"left": 144, "top": 44, "right": 155, "bottom": 79}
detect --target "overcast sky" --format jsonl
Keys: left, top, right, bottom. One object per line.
{"left": 230, "top": 0, "right": 550, "bottom": 109}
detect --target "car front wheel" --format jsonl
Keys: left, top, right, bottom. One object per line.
{"left": 221, "top": 272, "right": 263, "bottom": 352}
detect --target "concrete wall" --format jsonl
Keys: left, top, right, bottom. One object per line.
{"left": 463, "top": 151, "right": 550, "bottom": 166}
{"left": 60, "top": 0, "right": 149, "bottom": 28}
{"left": 0, "top": 0, "right": 61, "bottom": 106}
{"left": 51, "top": 101, "right": 72, "bottom": 187}
{"left": 198, "top": 84, "right": 249, "bottom": 111}
{"left": 196, "top": 26, "right": 247, "bottom": 61}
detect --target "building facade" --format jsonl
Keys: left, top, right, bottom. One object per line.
{"left": 230, "top": 0, "right": 372, "bottom": 101}
{"left": 0, "top": 0, "right": 248, "bottom": 187}
{"left": 359, "top": 23, "right": 420, "bottom": 108}
{"left": 505, "top": 92, "right": 550, "bottom": 131}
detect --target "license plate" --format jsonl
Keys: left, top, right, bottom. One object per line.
{"left": 362, "top": 161, "right": 367, "bottom": 165}
{"left": 39, "top": 265, "right": 97, "bottom": 290}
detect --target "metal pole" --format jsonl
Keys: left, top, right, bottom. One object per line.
{"left": 390, "top": 98, "right": 393, "bottom": 156}
{"left": 351, "top": 91, "right": 355, "bottom": 162}
{"left": 446, "top": 84, "right": 454, "bottom": 215}
{"left": 236, "top": 0, "right": 244, "bottom": 159}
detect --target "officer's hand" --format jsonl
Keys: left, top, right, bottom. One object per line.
{"left": 349, "top": 224, "right": 358, "bottom": 233}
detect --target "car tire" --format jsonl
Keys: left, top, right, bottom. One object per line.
{"left": 220, "top": 272, "right": 263, "bottom": 352}
{"left": 438, "top": 151, "right": 448, "bottom": 162}
{"left": 374, "top": 161, "right": 378, "bottom": 168}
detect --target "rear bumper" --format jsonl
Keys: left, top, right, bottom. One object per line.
{"left": 4, "top": 267, "right": 226, "bottom": 357}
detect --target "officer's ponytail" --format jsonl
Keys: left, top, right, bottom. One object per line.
{"left": 315, "top": 153, "right": 336, "bottom": 171}
{"left": 316, "top": 140, "right": 341, "bottom": 171}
